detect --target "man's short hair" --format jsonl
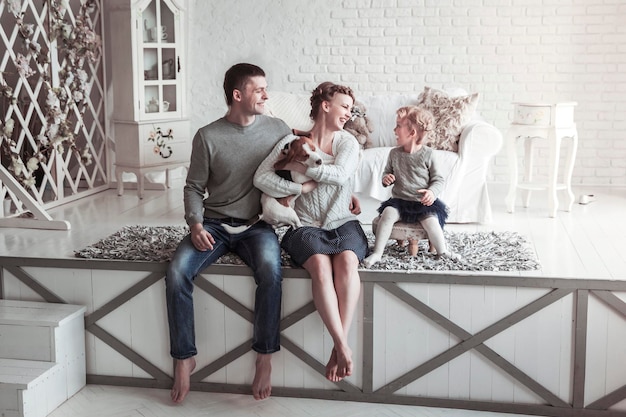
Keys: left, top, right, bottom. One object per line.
{"left": 223, "top": 63, "right": 266, "bottom": 106}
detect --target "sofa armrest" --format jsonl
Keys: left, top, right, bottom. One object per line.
{"left": 457, "top": 120, "right": 503, "bottom": 162}
{"left": 441, "top": 120, "right": 502, "bottom": 223}
{"left": 354, "top": 147, "right": 393, "bottom": 201}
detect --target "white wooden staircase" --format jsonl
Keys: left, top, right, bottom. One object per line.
{"left": 0, "top": 300, "right": 86, "bottom": 417}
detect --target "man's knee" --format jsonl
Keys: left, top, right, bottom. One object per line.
{"left": 253, "top": 251, "right": 282, "bottom": 286}
{"left": 166, "top": 261, "right": 187, "bottom": 292}
{"left": 166, "top": 246, "right": 202, "bottom": 290}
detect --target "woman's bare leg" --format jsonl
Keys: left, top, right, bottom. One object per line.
{"left": 329, "top": 251, "right": 361, "bottom": 379}
{"left": 303, "top": 254, "right": 352, "bottom": 382}
{"left": 303, "top": 251, "right": 361, "bottom": 381}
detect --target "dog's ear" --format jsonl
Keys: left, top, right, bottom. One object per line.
{"left": 274, "top": 140, "right": 294, "bottom": 170}
{"left": 281, "top": 141, "right": 291, "bottom": 156}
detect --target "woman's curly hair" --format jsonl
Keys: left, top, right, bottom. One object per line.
{"left": 309, "top": 82, "right": 355, "bottom": 120}
{"left": 396, "top": 105, "right": 435, "bottom": 142}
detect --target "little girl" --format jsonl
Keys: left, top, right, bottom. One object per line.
{"left": 363, "top": 105, "right": 458, "bottom": 268}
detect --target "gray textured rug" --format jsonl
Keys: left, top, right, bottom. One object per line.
{"left": 74, "top": 225, "right": 540, "bottom": 272}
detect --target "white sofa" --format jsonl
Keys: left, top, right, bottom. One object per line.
{"left": 265, "top": 88, "right": 502, "bottom": 224}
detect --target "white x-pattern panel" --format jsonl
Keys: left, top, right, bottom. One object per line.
{"left": 0, "top": 0, "right": 106, "bottom": 213}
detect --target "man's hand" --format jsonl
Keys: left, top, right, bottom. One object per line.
{"left": 350, "top": 194, "right": 362, "bottom": 215}
{"left": 190, "top": 223, "right": 214, "bottom": 251}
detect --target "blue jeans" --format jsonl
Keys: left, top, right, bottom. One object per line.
{"left": 165, "top": 218, "right": 282, "bottom": 359}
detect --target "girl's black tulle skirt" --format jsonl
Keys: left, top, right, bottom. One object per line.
{"left": 377, "top": 198, "right": 449, "bottom": 228}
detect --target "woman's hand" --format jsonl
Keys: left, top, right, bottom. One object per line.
{"left": 382, "top": 173, "right": 395, "bottom": 187}
{"left": 350, "top": 194, "right": 362, "bottom": 215}
{"left": 418, "top": 189, "right": 435, "bottom": 206}
{"left": 301, "top": 180, "right": 318, "bottom": 194}
{"left": 190, "top": 222, "right": 214, "bottom": 251}
{"left": 277, "top": 195, "right": 294, "bottom": 207}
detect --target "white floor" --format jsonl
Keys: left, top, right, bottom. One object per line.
{"left": 2, "top": 181, "right": 626, "bottom": 417}
{"left": 48, "top": 384, "right": 524, "bottom": 417}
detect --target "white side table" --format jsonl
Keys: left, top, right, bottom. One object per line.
{"left": 505, "top": 102, "right": 578, "bottom": 218}
{"left": 115, "top": 162, "right": 188, "bottom": 199}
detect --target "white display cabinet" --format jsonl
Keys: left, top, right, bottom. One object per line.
{"left": 108, "top": 0, "right": 190, "bottom": 198}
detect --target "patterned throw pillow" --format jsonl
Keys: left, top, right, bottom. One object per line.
{"left": 417, "top": 86, "right": 479, "bottom": 152}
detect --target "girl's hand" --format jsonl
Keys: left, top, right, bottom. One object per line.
{"left": 382, "top": 173, "right": 395, "bottom": 187}
{"left": 418, "top": 188, "right": 435, "bottom": 206}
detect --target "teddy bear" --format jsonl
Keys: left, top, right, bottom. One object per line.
{"left": 343, "top": 100, "right": 374, "bottom": 149}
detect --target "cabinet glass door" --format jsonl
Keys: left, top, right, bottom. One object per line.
{"left": 139, "top": 0, "right": 181, "bottom": 119}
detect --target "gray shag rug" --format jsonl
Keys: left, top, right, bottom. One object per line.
{"left": 74, "top": 225, "right": 540, "bottom": 272}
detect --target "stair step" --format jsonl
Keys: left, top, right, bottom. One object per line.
{"left": 0, "top": 359, "right": 64, "bottom": 417}
{"left": 0, "top": 358, "right": 59, "bottom": 388}
{"left": 0, "top": 300, "right": 87, "bottom": 417}
{"left": 0, "top": 299, "right": 85, "bottom": 326}
{"left": 0, "top": 299, "right": 86, "bottom": 362}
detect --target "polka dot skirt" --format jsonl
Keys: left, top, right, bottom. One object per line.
{"left": 281, "top": 220, "right": 369, "bottom": 267}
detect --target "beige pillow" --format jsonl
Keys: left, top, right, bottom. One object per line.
{"left": 417, "top": 86, "right": 479, "bottom": 152}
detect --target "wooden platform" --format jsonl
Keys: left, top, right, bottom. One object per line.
{"left": 1, "top": 183, "right": 626, "bottom": 417}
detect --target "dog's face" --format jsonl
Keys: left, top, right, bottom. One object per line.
{"left": 281, "top": 136, "right": 322, "bottom": 168}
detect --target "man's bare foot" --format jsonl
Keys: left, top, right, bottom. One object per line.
{"left": 171, "top": 357, "right": 196, "bottom": 403}
{"left": 252, "top": 353, "right": 272, "bottom": 400}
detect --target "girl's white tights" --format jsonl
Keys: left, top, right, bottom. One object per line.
{"left": 363, "top": 207, "right": 400, "bottom": 268}
{"left": 419, "top": 215, "right": 448, "bottom": 255}
{"left": 363, "top": 207, "right": 449, "bottom": 268}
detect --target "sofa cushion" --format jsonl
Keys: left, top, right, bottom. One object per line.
{"left": 417, "top": 87, "right": 479, "bottom": 152}
{"left": 265, "top": 91, "right": 314, "bottom": 131}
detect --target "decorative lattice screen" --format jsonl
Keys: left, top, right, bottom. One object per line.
{"left": 0, "top": 0, "right": 106, "bottom": 228}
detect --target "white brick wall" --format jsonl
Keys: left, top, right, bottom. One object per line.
{"left": 187, "top": 0, "right": 626, "bottom": 185}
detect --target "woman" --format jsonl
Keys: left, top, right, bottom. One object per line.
{"left": 254, "top": 82, "right": 368, "bottom": 382}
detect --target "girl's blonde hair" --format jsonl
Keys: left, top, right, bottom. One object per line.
{"left": 396, "top": 105, "right": 435, "bottom": 142}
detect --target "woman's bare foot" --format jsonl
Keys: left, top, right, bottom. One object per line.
{"left": 335, "top": 345, "right": 353, "bottom": 380}
{"left": 171, "top": 356, "right": 196, "bottom": 403}
{"left": 325, "top": 346, "right": 353, "bottom": 382}
{"left": 252, "top": 353, "right": 272, "bottom": 400}
{"left": 325, "top": 349, "right": 340, "bottom": 382}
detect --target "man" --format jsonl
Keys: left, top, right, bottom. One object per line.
{"left": 165, "top": 63, "right": 291, "bottom": 403}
